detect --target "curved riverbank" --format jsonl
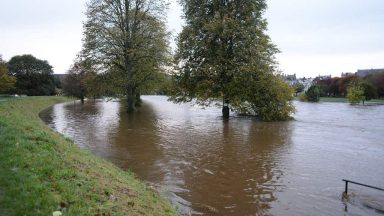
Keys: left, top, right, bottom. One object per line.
{"left": 40, "top": 96, "right": 384, "bottom": 215}
{"left": 0, "top": 97, "right": 177, "bottom": 216}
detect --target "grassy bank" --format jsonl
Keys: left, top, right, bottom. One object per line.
{"left": 0, "top": 97, "right": 177, "bottom": 216}
{"left": 319, "top": 97, "right": 384, "bottom": 104}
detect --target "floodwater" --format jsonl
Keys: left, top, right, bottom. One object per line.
{"left": 40, "top": 96, "right": 384, "bottom": 215}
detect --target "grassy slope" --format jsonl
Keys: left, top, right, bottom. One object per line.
{"left": 0, "top": 97, "right": 177, "bottom": 216}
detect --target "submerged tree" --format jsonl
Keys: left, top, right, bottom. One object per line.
{"left": 170, "top": 0, "right": 294, "bottom": 120}
{"left": 347, "top": 81, "right": 364, "bottom": 105}
{"left": 305, "top": 85, "right": 320, "bottom": 102}
{"left": 82, "top": 0, "right": 170, "bottom": 112}
{"left": 62, "top": 63, "right": 89, "bottom": 103}
{"left": 347, "top": 79, "right": 377, "bottom": 105}
{"left": 293, "top": 83, "right": 305, "bottom": 96}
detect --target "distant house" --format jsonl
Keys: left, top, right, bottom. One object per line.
{"left": 315, "top": 75, "right": 331, "bottom": 81}
{"left": 282, "top": 74, "right": 314, "bottom": 92}
{"left": 356, "top": 68, "right": 384, "bottom": 77}
{"left": 296, "top": 78, "right": 313, "bottom": 92}
{"left": 341, "top": 72, "right": 355, "bottom": 77}
{"left": 285, "top": 74, "right": 296, "bottom": 81}
{"left": 283, "top": 74, "right": 297, "bottom": 86}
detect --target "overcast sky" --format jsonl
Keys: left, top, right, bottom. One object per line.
{"left": 0, "top": 0, "right": 383, "bottom": 78}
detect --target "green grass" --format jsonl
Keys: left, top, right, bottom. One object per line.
{"left": 0, "top": 96, "right": 177, "bottom": 216}
{"left": 319, "top": 97, "right": 348, "bottom": 103}
{"left": 320, "top": 97, "right": 384, "bottom": 104}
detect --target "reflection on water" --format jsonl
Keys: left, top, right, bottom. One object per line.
{"left": 40, "top": 100, "right": 121, "bottom": 159}
{"left": 41, "top": 96, "right": 384, "bottom": 215}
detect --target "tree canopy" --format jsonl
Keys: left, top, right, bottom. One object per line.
{"left": 315, "top": 74, "right": 383, "bottom": 99}
{"left": 347, "top": 81, "right": 365, "bottom": 104}
{"left": 169, "top": 0, "right": 294, "bottom": 120}
{"left": 293, "top": 83, "right": 305, "bottom": 96}
{"left": 0, "top": 56, "right": 16, "bottom": 94}
{"left": 7, "top": 54, "right": 55, "bottom": 96}
{"left": 305, "top": 85, "right": 320, "bottom": 102}
{"left": 364, "top": 72, "right": 384, "bottom": 98}
{"left": 81, "top": 0, "right": 170, "bottom": 112}
{"left": 347, "top": 79, "right": 377, "bottom": 104}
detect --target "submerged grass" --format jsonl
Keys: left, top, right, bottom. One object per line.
{"left": 0, "top": 96, "right": 177, "bottom": 216}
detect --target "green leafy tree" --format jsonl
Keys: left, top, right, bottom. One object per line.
{"left": 7, "top": 54, "right": 55, "bottom": 96}
{"left": 246, "top": 74, "right": 295, "bottom": 121}
{"left": 170, "top": 0, "right": 294, "bottom": 120}
{"left": 82, "top": 0, "right": 170, "bottom": 112}
{"left": 293, "top": 83, "right": 305, "bottom": 96}
{"left": 347, "top": 81, "right": 364, "bottom": 104}
{"left": 0, "top": 56, "right": 16, "bottom": 94}
{"left": 364, "top": 72, "right": 384, "bottom": 97}
{"left": 346, "top": 79, "right": 377, "bottom": 104}
{"left": 305, "top": 85, "right": 320, "bottom": 102}
{"left": 361, "top": 81, "right": 377, "bottom": 101}
{"left": 84, "top": 70, "right": 105, "bottom": 99}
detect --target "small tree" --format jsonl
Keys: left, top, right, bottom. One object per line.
{"left": 0, "top": 56, "right": 16, "bottom": 94}
{"left": 347, "top": 80, "right": 377, "bottom": 105}
{"left": 62, "top": 63, "right": 88, "bottom": 103}
{"left": 293, "top": 83, "right": 305, "bottom": 96}
{"left": 305, "top": 85, "right": 320, "bottom": 102}
{"left": 347, "top": 81, "right": 364, "bottom": 104}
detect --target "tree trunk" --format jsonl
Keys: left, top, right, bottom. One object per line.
{"left": 135, "top": 91, "right": 142, "bottom": 107}
{"left": 222, "top": 105, "right": 229, "bottom": 119}
{"left": 127, "top": 84, "right": 135, "bottom": 113}
{"left": 81, "top": 95, "right": 84, "bottom": 104}
{"left": 222, "top": 97, "right": 229, "bottom": 119}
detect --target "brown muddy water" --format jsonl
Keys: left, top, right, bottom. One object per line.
{"left": 40, "top": 96, "right": 384, "bottom": 215}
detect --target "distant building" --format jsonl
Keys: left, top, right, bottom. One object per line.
{"left": 297, "top": 78, "right": 314, "bottom": 92}
{"left": 356, "top": 68, "right": 384, "bottom": 77}
{"left": 283, "top": 74, "right": 297, "bottom": 86}
{"left": 316, "top": 75, "right": 331, "bottom": 80}
{"left": 282, "top": 74, "right": 313, "bottom": 92}
{"left": 341, "top": 72, "right": 355, "bottom": 77}
{"left": 285, "top": 74, "right": 296, "bottom": 81}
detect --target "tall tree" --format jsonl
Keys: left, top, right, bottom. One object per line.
{"left": 0, "top": 56, "right": 16, "bottom": 94}
{"left": 7, "top": 54, "right": 55, "bottom": 96}
{"left": 82, "top": 0, "right": 170, "bottom": 112}
{"left": 170, "top": 0, "right": 294, "bottom": 120}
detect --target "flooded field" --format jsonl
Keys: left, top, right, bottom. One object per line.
{"left": 40, "top": 96, "right": 384, "bottom": 215}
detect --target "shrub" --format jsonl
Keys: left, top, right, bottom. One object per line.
{"left": 305, "top": 85, "right": 320, "bottom": 102}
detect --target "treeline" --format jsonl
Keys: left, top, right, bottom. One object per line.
{"left": 0, "top": 54, "right": 57, "bottom": 96}
{"left": 61, "top": 60, "right": 171, "bottom": 104}
{"left": 315, "top": 74, "right": 384, "bottom": 98}
{"left": 3, "top": 0, "right": 297, "bottom": 121}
